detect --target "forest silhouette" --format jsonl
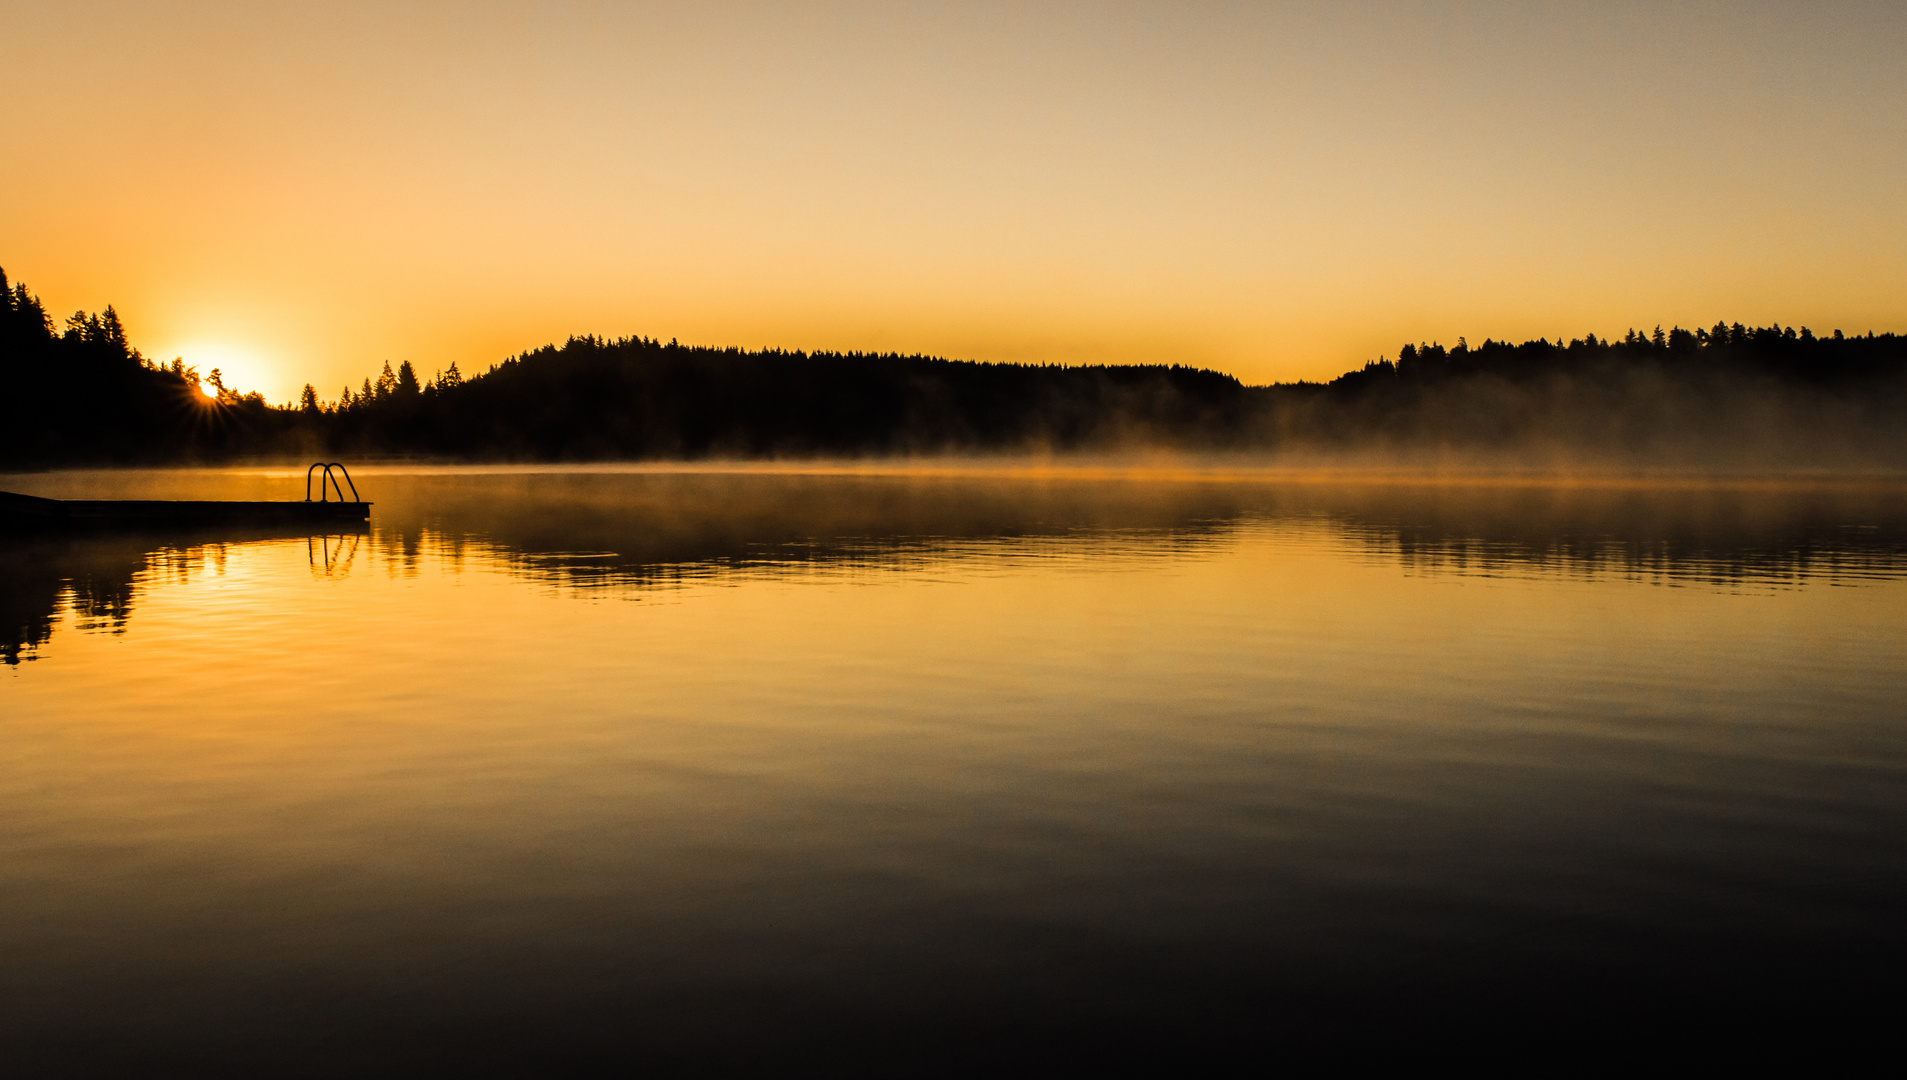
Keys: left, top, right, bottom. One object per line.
{"left": 5, "top": 265, "right": 1904, "bottom": 467}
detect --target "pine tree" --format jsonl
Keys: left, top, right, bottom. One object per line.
{"left": 66, "top": 311, "right": 98, "bottom": 342}
{"left": 99, "top": 306, "right": 132, "bottom": 358}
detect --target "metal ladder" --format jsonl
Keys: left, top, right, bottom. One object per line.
{"left": 304, "top": 462, "right": 361, "bottom": 503}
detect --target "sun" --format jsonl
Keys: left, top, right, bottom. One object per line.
{"left": 169, "top": 341, "right": 274, "bottom": 400}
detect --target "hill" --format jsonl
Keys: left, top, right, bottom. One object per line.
{"left": 4, "top": 265, "right": 1904, "bottom": 467}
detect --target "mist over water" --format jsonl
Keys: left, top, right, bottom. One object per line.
{"left": 3, "top": 465, "right": 1905, "bottom": 1070}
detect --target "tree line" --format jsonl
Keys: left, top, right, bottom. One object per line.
{"left": 1277, "top": 323, "right": 1907, "bottom": 463}
{"left": 0, "top": 267, "right": 281, "bottom": 464}
{"left": 294, "top": 336, "right": 1249, "bottom": 458}
{"left": 4, "top": 264, "right": 1904, "bottom": 467}
{"left": 1326, "top": 322, "right": 1900, "bottom": 392}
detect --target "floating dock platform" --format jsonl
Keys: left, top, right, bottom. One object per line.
{"left": 0, "top": 463, "right": 371, "bottom": 529}
{"left": 0, "top": 490, "right": 370, "bottom": 527}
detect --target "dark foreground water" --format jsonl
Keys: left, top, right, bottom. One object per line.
{"left": 3, "top": 466, "right": 1905, "bottom": 1072}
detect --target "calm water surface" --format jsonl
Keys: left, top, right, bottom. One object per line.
{"left": 3, "top": 467, "right": 1905, "bottom": 1071}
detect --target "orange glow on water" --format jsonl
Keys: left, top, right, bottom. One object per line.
{"left": 4, "top": 468, "right": 1906, "bottom": 1065}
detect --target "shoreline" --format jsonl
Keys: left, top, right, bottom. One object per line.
{"left": 7, "top": 456, "right": 1907, "bottom": 491}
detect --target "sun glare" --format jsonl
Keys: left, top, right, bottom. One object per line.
{"left": 171, "top": 342, "right": 272, "bottom": 400}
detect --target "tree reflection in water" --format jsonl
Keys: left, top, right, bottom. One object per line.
{"left": 6, "top": 474, "right": 1907, "bottom": 662}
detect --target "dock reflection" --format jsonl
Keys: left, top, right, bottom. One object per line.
{"left": 1, "top": 524, "right": 369, "bottom": 664}
{"left": 308, "top": 531, "right": 364, "bottom": 580}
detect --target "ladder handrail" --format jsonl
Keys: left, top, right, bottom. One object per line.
{"left": 305, "top": 462, "right": 362, "bottom": 503}
{"left": 326, "top": 463, "right": 361, "bottom": 502}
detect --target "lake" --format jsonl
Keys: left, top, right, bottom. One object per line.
{"left": 3, "top": 465, "right": 1905, "bottom": 1072}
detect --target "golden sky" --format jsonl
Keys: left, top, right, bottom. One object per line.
{"left": 5, "top": 1, "right": 1904, "bottom": 402}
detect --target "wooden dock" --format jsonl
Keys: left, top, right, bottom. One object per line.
{"left": 0, "top": 490, "right": 371, "bottom": 528}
